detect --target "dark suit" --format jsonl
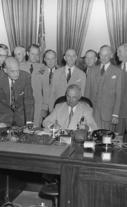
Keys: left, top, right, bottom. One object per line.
{"left": 85, "top": 64, "right": 123, "bottom": 130}
{"left": 0, "top": 70, "right": 34, "bottom": 126}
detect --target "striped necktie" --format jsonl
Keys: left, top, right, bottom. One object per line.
{"left": 101, "top": 65, "right": 105, "bottom": 76}
{"left": 49, "top": 69, "right": 53, "bottom": 84}
{"left": 68, "top": 107, "right": 73, "bottom": 127}
{"left": 30, "top": 64, "right": 34, "bottom": 74}
{"left": 67, "top": 68, "right": 71, "bottom": 83}
{"left": 11, "top": 80, "right": 16, "bottom": 111}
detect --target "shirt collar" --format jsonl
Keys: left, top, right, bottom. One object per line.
{"left": 48, "top": 67, "right": 55, "bottom": 73}
{"left": 101, "top": 62, "right": 110, "bottom": 71}
{"left": 68, "top": 105, "right": 77, "bottom": 113}
{"left": 121, "top": 62, "right": 127, "bottom": 71}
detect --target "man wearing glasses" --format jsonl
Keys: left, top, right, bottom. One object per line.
{"left": 0, "top": 44, "right": 9, "bottom": 70}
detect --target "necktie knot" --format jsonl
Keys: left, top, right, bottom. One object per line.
{"left": 30, "top": 64, "right": 33, "bottom": 74}
{"left": 67, "top": 68, "right": 71, "bottom": 83}
{"left": 101, "top": 65, "right": 105, "bottom": 76}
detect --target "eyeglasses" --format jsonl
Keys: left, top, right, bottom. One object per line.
{"left": 0, "top": 54, "right": 7, "bottom": 58}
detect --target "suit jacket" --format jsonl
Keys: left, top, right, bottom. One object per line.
{"left": 20, "top": 61, "right": 44, "bottom": 104}
{"left": 117, "top": 64, "right": 127, "bottom": 118}
{"left": 49, "top": 66, "right": 86, "bottom": 112}
{"left": 85, "top": 64, "right": 123, "bottom": 121}
{"left": 0, "top": 70, "right": 34, "bottom": 126}
{"left": 43, "top": 102, "right": 98, "bottom": 131}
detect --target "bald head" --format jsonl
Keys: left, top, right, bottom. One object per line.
{"left": 64, "top": 49, "right": 77, "bottom": 67}
{"left": 14, "top": 46, "right": 26, "bottom": 63}
{"left": 100, "top": 45, "right": 113, "bottom": 65}
{"left": 4, "top": 57, "right": 20, "bottom": 80}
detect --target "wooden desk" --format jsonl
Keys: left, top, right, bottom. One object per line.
{"left": 0, "top": 141, "right": 127, "bottom": 207}
{"left": 61, "top": 145, "right": 127, "bottom": 207}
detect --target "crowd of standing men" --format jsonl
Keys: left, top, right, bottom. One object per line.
{"left": 0, "top": 43, "right": 126, "bottom": 135}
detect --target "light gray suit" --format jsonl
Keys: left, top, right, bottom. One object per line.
{"left": 20, "top": 61, "right": 43, "bottom": 126}
{"left": 49, "top": 66, "right": 86, "bottom": 112}
{"left": 43, "top": 102, "right": 97, "bottom": 131}
{"left": 85, "top": 64, "right": 123, "bottom": 130}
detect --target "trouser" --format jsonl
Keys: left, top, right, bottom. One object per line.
{"left": 115, "top": 118, "right": 127, "bottom": 134}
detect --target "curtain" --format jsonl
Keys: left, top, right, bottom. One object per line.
{"left": 38, "top": 0, "right": 46, "bottom": 63}
{"left": 104, "top": 0, "right": 127, "bottom": 53}
{"left": 57, "top": 0, "right": 94, "bottom": 66}
{"left": 1, "top": 0, "right": 38, "bottom": 53}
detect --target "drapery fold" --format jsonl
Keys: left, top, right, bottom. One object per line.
{"left": 57, "top": 0, "right": 94, "bottom": 66}
{"left": 104, "top": 0, "right": 127, "bottom": 53}
{"left": 1, "top": 0, "right": 38, "bottom": 53}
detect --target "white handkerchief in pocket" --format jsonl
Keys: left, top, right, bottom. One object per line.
{"left": 19, "top": 91, "right": 24, "bottom": 96}
{"left": 112, "top": 75, "right": 116, "bottom": 79}
{"left": 76, "top": 79, "right": 81, "bottom": 82}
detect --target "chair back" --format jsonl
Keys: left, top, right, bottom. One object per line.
{"left": 54, "top": 96, "right": 92, "bottom": 108}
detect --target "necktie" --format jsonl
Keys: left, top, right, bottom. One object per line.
{"left": 11, "top": 80, "right": 16, "bottom": 111}
{"left": 30, "top": 64, "right": 34, "bottom": 74}
{"left": 49, "top": 69, "right": 53, "bottom": 84}
{"left": 67, "top": 68, "right": 71, "bottom": 83}
{"left": 123, "top": 63, "right": 126, "bottom": 73}
{"left": 101, "top": 65, "right": 105, "bottom": 76}
{"left": 68, "top": 107, "right": 73, "bottom": 127}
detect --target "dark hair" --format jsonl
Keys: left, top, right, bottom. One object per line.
{"left": 85, "top": 50, "right": 98, "bottom": 58}
{"left": 27, "top": 44, "right": 40, "bottom": 52}
{"left": 44, "top": 49, "right": 56, "bottom": 58}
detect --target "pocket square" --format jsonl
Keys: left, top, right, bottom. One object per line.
{"left": 112, "top": 75, "right": 116, "bottom": 79}
{"left": 19, "top": 91, "right": 24, "bottom": 95}
{"left": 76, "top": 79, "right": 81, "bottom": 82}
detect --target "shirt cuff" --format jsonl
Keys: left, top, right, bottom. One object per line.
{"left": 26, "top": 121, "right": 33, "bottom": 124}
{"left": 112, "top": 114, "right": 118, "bottom": 117}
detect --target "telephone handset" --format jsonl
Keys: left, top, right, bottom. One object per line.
{"left": 92, "top": 129, "right": 115, "bottom": 142}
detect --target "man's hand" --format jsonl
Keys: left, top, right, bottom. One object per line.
{"left": 50, "top": 123, "right": 61, "bottom": 131}
{"left": 112, "top": 116, "right": 119, "bottom": 125}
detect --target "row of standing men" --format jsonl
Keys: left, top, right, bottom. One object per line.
{"left": 0, "top": 44, "right": 126, "bottom": 134}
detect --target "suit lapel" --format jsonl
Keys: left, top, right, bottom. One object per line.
{"left": 61, "top": 67, "right": 67, "bottom": 87}
{"left": 14, "top": 72, "right": 23, "bottom": 101}
{"left": 95, "top": 65, "right": 101, "bottom": 84}
{"left": 1, "top": 72, "right": 10, "bottom": 105}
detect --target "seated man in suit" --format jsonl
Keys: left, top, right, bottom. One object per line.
{"left": 0, "top": 44, "right": 9, "bottom": 70}
{"left": 0, "top": 56, "right": 34, "bottom": 126}
{"left": 43, "top": 84, "right": 97, "bottom": 131}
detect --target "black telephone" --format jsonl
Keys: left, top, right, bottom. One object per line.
{"left": 92, "top": 129, "right": 115, "bottom": 142}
